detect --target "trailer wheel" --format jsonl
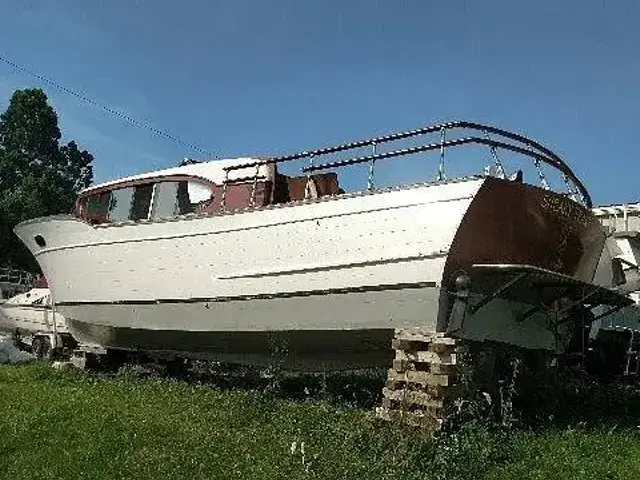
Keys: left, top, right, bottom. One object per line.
{"left": 32, "top": 336, "right": 53, "bottom": 360}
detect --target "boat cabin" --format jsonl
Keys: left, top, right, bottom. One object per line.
{"left": 74, "top": 157, "right": 344, "bottom": 225}
{"left": 74, "top": 121, "right": 593, "bottom": 226}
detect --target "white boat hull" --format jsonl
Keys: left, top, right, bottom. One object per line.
{"left": 15, "top": 176, "right": 610, "bottom": 365}
{"left": 0, "top": 288, "right": 68, "bottom": 336}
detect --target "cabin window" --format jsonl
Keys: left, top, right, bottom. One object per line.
{"left": 130, "top": 184, "right": 154, "bottom": 221}
{"left": 79, "top": 178, "right": 216, "bottom": 223}
{"left": 177, "top": 181, "right": 193, "bottom": 214}
{"left": 187, "top": 181, "right": 213, "bottom": 212}
{"left": 150, "top": 180, "right": 214, "bottom": 219}
{"left": 85, "top": 192, "right": 109, "bottom": 218}
{"left": 108, "top": 187, "right": 135, "bottom": 222}
{"left": 188, "top": 181, "right": 214, "bottom": 209}
{"left": 151, "top": 182, "right": 181, "bottom": 219}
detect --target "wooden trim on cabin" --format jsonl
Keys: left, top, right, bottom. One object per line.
{"left": 74, "top": 171, "right": 345, "bottom": 225}
{"left": 75, "top": 174, "right": 218, "bottom": 216}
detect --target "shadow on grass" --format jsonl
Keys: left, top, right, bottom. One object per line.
{"left": 107, "top": 343, "right": 640, "bottom": 435}
{"left": 114, "top": 359, "right": 388, "bottom": 410}
{"left": 514, "top": 364, "right": 640, "bottom": 431}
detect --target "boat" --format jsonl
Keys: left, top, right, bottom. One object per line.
{"left": 593, "top": 202, "right": 640, "bottom": 236}
{"left": 12, "top": 121, "right": 634, "bottom": 369}
{"left": 585, "top": 204, "right": 640, "bottom": 375}
{"left": 0, "top": 276, "right": 76, "bottom": 358}
{"left": 589, "top": 204, "right": 640, "bottom": 331}
{"left": 0, "top": 267, "right": 37, "bottom": 333}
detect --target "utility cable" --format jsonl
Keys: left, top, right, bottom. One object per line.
{"left": 0, "top": 54, "right": 215, "bottom": 157}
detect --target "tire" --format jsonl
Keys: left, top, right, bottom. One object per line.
{"left": 32, "top": 336, "right": 43, "bottom": 358}
{"left": 32, "top": 336, "right": 53, "bottom": 360}
{"left": 41, "top": 336, "right": 53, "bottom": 360}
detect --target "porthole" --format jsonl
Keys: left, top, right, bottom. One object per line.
{"left": 34, "top": 235, "right": 46, "bottom": 248}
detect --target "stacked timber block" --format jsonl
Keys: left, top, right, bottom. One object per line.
{"left": 376, "top": 328, "right": 459, "bottom": 430}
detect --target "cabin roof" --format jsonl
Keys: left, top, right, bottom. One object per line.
{"left": 80, "top": 157, "right": 275, "bottom": 195}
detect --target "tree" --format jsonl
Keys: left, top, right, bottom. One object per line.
{"left": 0, "top": 88, "right": 94, "bottom": 272}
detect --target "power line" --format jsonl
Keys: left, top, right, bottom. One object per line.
{"left": 0, "top": 54, "right": 215, "bottom": 157}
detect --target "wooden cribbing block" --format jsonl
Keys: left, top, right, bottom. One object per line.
{"left": 394, "top": 327, "right": 448, "bottom": 338}
{"left": 392, "top": 336, "right": 457, "bottom": 353}
{"left": 395, "top": 349, "right": 457, "bottom": 365}
{"left": 379, "top": 328, "right": 461, "bottom": 431}
{"left": 386, "top": 369, "right": 454, "bottom": 387}
{"left": 385, "top": 378, "right": 453, "bottom": 395}
{"left": 376, "top": 406, "right": 443, "bottom": 429}
{"left": 382, "top": 387, "right": 444, "bottom": 409}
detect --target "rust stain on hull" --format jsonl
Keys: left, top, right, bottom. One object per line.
{"left": 444, "top": 177, "right": 606, "bottom": 288}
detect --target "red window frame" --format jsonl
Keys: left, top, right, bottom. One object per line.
{"left": 74, "top": 174, "right": 275, "bottom": 224}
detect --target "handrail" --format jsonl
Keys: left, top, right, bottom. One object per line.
{"left": 219, "top": 120, "right": 592, "bottom": 209}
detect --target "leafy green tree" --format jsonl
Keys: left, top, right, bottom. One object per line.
{"left": 0, "top": 88, "right": 94, "bottom": 272}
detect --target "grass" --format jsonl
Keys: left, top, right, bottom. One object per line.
{"left": 1, "top": 362, "right": 640, "bottom": 480}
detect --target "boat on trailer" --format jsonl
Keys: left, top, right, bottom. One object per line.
{"left": 0, "top": 267, "right": 38, "bottom": 336}
{"left": 0, "top": 276, "right": 77, "bottom": 358}
{"left": 13, "top": 121, "right": 634, "bottom": 370}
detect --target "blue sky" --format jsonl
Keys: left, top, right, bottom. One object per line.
{"left": 0, "top": 0, "right": 637, "bottom": 205}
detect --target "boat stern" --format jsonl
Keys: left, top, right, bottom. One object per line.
{"left": 438, "top": 177, "right": 626, "bottom": 352}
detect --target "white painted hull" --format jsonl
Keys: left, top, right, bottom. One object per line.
{"left": 64, "top": 287, "right": 569, "bottom": 367}
{"left": 66, "top": 285, "right": 441, "bottom": 368}
{"left": 19, "top": 180, "right": 477, "bottom": 302}
{"left": 14, "top": 177, "right": 609, "bottom": 363}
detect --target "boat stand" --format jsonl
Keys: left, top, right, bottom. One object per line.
{"left": 376, "top": 263, "right": 635, "bottom": 430}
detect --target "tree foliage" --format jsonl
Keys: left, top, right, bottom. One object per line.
{"left": 0, "top": 88, "right": 94, "bottom": 271}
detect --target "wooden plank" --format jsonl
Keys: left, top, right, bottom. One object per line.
{"left": 385, "top": 379, "right": 459, "bottom": 398}
{"left": 428, "top": 342, "right": 457, "bottom": 354}
{"left": 392, "top": 338, "right": 457, "bottom": 353}
{"left": 391, "top": 358, "right": 457, "bottom": 376}
{"left": 382, "top": 387, "right": 445, "bottom": 409}
{"left": 392, "top": 334, "right": 457, "bottom": 347}
{"left": 428, "top": 362, "right": 457, "bottom": 375}
{"left": 380, "top": 399, "right": 444, "bottom": 420}
{"left": 395, "top": 349, "right": 457, "bottom": 365}
{"left": 397, "top": 334, "right": 456, "bottom": 346}
{"left": 375, "top": 406, "right": 442, "bottom": 429}
{"left": 381, "top": 397, "right": 440, "bottom": 414}
{"left": 387, "top": 369, "right": 454, "bottom": 387}
{"left": 394, "top": 327, "right": 447, "bottom": 337}
{"left": 382, "top": 397, "right": 443, "bottom": 417}
{"left": 392, "top": 358, "right": 411, "bottom": 372}
{"left": 394, "top": 328, "right": 445, "bottom": 341}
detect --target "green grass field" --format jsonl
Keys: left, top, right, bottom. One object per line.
{"left": 1, "top": 362, "right": 640, "bottom": 480}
